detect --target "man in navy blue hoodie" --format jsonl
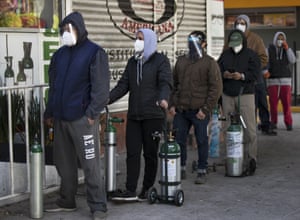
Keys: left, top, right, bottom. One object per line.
{"left": 108, "top": 28, "right": 172, "bottom": 201}
{"left": 44, "top": 12, "right": 109, "bottom": 219}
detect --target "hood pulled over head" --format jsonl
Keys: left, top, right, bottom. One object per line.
{"left": 59, "top": 11, "right": 88, "bottom": 45}
{"left": 272, "top": 31, "right": 287, "bottom": 46}
{"left": 234, "top": 14, "right": 250, "bottom": 32}
{"left": 136, "top": 28, "right": 157, "bottom": 61}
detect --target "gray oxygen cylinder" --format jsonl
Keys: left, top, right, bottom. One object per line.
{"left": 226, "top": 114, "right": 244, "bottom": 176}
{"left": 30, "top": 135, "right": 43, "bottom": 219}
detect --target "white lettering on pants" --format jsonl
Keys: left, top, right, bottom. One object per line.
{"left": 83, "top": 135, "right": 95, "bottom": 159}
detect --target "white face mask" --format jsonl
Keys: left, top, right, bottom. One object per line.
{"left": 61, "top": 24, "right": 77, "bottom": 46}
{"left": 277, "top": 40, "right": 283, "bottom": 47}
{"left": 134, "top": 40, "right": 144, "bottom": 52}
{"left": 233, "top": 44, "right": 243, "bottom": 53}
{"left": 236, "top": 24, "right": 246, "bottom": 33}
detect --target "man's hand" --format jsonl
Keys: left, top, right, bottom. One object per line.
{"left": 224, "top": 70, "right": 233, "bottom": 79}
{"left": 45, "top": 118, "right": 53, "bottom": 127}
{"left": 157, "top": 99, "right": 168, "bottom": 110}
{"left": 263, "top": 71, "right": 271, "bottom": 79}
{"left": 87, "top": 117, "right": 95, "bottom": 125}
{"left": 231, "top": 72, "right": 243, "bottom": 80}
{"left": 282, "top": 41, "right": 289, "bottom": 50}
{"left": 196, "top": 109, "right": 206, "bottom": 120}
{"left": 169, "top": 106, "right": 176, "bottom": 117}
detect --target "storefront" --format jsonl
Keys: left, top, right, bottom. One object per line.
{"left": 1, "top": 0, "right": 225, "bottom": 111}
{"left": 0, "top": 0, "right": 225, "bottom": 205}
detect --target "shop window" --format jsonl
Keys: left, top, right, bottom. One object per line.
{"left": 0, "top": 0, "right": 60, "bottom": 29}
{"left": 225, "top": 7, "right": 297, "bottom": 30}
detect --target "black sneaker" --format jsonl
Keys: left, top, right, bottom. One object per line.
{"left": 262, "top": 128, "right": 277, "bottom": 136}
{"left": 45, "top": 203, "right": 77, "bottom": 212}
{"left": 287, "top": 125, "right": 293, "bottom": 131}
{"left": 248, "top": 158, "right": 257, "bottom": 176}
{"left": 270, "top": 123, "right": 277, "bottom": 129}
{"left": 92, "top": 210, "right": 107, "bottom": 220}
{"left": 181, "top": 169, "right": 186, "bottom": 180}
{"left": 111, "top": 189, "right": 137, "bottom": 201}
{"left": 138, "top": 188, "right": 148, "bottom": 201}
{"left": 194, "top": 172, "right": 207, "bottom": 184}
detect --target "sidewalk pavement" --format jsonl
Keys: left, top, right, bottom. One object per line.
{"left": 1, "top": 113, "right": 300, "bottom": 220}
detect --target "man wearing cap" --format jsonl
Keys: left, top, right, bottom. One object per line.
{"left": 169, "top": 31, "right": 222, "bottom": 184}
{"left": 218, "top": 29, "right": 260, "bottom": 175}
{"left": 234, "top": 14, "right": 276, "bottom": 136}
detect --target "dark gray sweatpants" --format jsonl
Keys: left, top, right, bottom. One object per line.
{"left": 53, "top": 116, "right": 107, "bottom": 212}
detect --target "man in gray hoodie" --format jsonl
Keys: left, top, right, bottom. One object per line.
{"left": 266, "top": 31, "right": 296, "bottom": 131}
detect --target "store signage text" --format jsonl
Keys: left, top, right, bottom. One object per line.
{"left": 106, "top": 0, "right": 185, "bottom": 41}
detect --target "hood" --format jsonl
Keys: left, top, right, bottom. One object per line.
{"left": 136, "top": 28, "right": 157, "bottom": 61}
{"left": 272, "top": 31, "right": 287, "bottom": 46}
{"left": 227, "top": 29, "right": 247, "bottom": 49}
{"left": 59, "top": 11, "right": 88, "bottom": 45}
{"left": 234, "top": 14, "right": 250, "bottom": 31}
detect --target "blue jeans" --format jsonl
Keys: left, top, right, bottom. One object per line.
{"left": 173, "top": 109, "right": 210, "bottom": 170}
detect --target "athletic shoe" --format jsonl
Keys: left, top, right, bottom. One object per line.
{"left": 262, "top": 128, "right": 277, "bottom": 136}
{"left": 111, "top": 189, "right": 137, "bottom": 201}
{"left": 138, "top": 188, "right": 148, "bottom": 201}
{"left": 44, "top": 203, "right": 76, "bottom": 212}
{"left": 248, "top": 158, "right": 257, "bottom": 176}
{"left": 194, "top": 172, "right": 207, "bottom": 184}
{"left": 181, "top": 169, "right": 186, "bottom": 180}
{"left": 92, "top": 210, "right": 107, "bottom": 220}
{"left": 287, "top": 125, "right": 293, "bottom": 131}
{"left": 270, "top": 123, "right": 277, "bottom": 129}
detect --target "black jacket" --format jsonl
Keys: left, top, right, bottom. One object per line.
{"left": 218, "top": 30, "right": 260, "bottom": 96}
{"left": 109, "top": 52, "right": 172, "bottom": 120}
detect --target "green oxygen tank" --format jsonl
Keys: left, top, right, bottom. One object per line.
{"left": 159, "top": 132, "right": 181, "bottom": 201}
{"left": 30, "top": 134, "right": 43, "bottom": 219}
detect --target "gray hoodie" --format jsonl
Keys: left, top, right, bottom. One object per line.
{"left": 267, "top": 31, "right": 296, "bottom": 86}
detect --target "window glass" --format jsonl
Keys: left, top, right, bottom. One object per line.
{"left": 225, "top": 7, "right": 297, "bottom": 30}
{"left": 0, "top": 0, "right": 60, "bottom": 29}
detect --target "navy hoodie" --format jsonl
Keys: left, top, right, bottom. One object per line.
{"left": 44, "top": 12, "right": 110, "bottom": 121}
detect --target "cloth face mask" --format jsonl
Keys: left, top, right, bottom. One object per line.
{"left": 134, "top": 39, "right": 144, "bottom": 52}
{"left": 233, "top": 44, "right": 243, "bottom": 53}
{"left": 236, "top": 24, "right": 246, "bottom": 33}
{"left": 62, "top": 24, "right": 77, "bottom": 46}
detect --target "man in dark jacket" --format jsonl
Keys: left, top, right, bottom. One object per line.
{"left": 218, "top": 29, "right": 260, "bottom": 175}
{"left": 169, "top": 31, "right": 223, "bottom": 184}
{"left": 44, "top": 12, "right": 109, "bottom": 219}
{"left": 109, "top": 28, "right": 172, "bottom": 201}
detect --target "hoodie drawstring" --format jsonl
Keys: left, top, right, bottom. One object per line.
{"left": 276, "top": 47, "right": 283, "bottom": 60}
{"left": 136, "top": 59, "right": 143, "bottom": 85}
